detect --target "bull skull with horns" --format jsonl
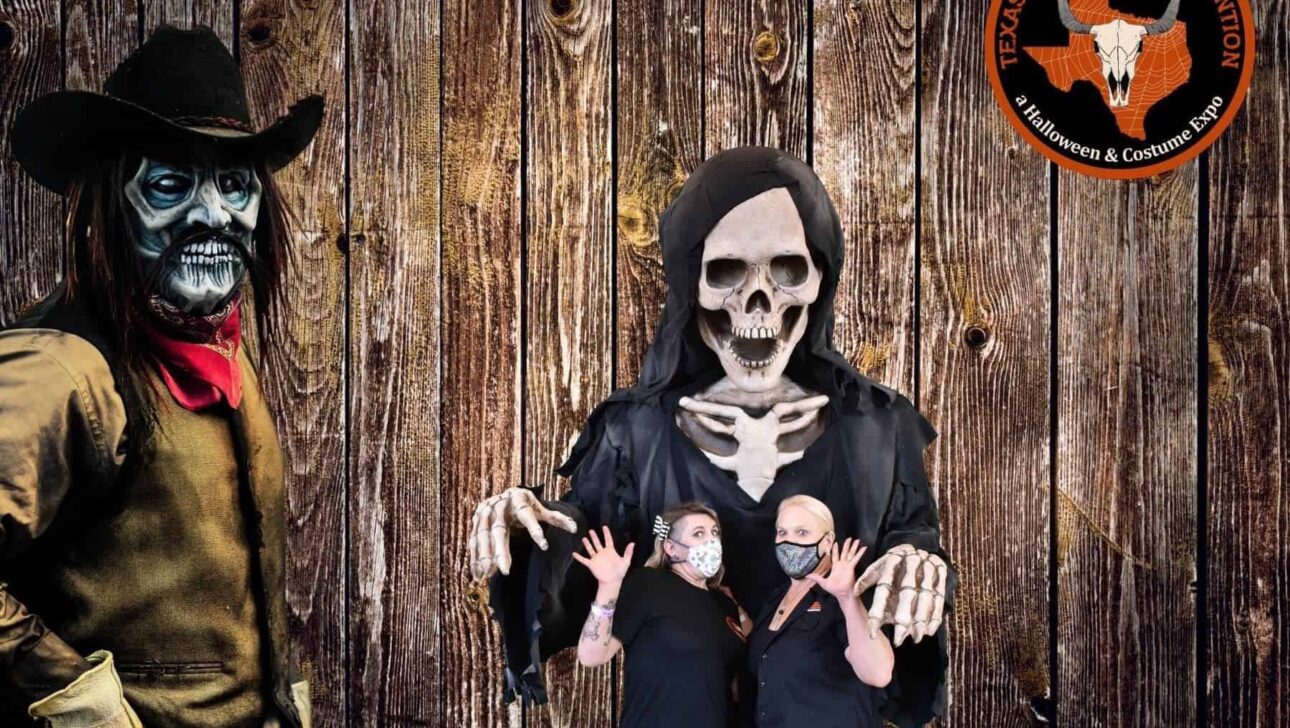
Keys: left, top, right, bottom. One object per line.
{"left": 1057, "top": 0, "right": 1181, "bottom": 108}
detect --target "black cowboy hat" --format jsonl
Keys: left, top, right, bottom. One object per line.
{"left": 11, "top": 23, "right": 323, "bottom": 194}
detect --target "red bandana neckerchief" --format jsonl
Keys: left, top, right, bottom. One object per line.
{"left": 137, "top": 294, "right": 243, "bottom": 411}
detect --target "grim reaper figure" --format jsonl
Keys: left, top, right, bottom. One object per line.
{"left": 471, "top": 146, "right": 956, "bottom": 726}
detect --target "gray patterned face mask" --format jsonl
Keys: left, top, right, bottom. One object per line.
{"left": 671, "top": 538, "right": 723, "bottom": 579}
{"left": 774, "top": 533, "right": 830, "bottom": 579}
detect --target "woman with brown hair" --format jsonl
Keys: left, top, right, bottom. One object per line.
{"left": 573, "top": 501, "right": 751, "bottom": 727}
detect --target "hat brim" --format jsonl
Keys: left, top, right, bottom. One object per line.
{"left": 10, "top": 91, "right": 324, "bottom": 194}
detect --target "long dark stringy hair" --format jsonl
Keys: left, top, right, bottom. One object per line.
{"left": 60, "top": 151, "right": 297, "bottom": 447}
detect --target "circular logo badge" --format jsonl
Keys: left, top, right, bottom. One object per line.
{"left": 986, "top": 0, "right": 1255, "bottom": 179}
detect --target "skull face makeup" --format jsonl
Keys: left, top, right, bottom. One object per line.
{"left": 696, "top": 187, "right": 822, "bottom": 392}
{"left": 124, "top": 156, "right": 262, "bottom": 315}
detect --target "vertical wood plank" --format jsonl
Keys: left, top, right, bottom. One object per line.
{"left": 439, "top": 0, "right": 524, "bottom": 724}
{"left": 65, "top": 0, "right": 138, "bottom": 94}
{"left": 1207, "top": 0, "right": 1290, "bottom": 724}
{"left": 525, "top": 0, "right": 614, "bottom": 723}
{"left": 1056, "top": 170, "right": 1198, "bottom": 726}
{"left": 348, "top": 1, "right": 441, "bottom": 725}
{"left": 921, "top": 0, "right": 1052, "bottom": 723}
{"left": 0, "top": 0, "right": 61, "bottom": 323}
{"left": 237, "top": 1, "right": 348, "bottom": 725}
{"left": 614, "top": 0, "right": 703, "bottom": 387}
{"left": 813, "top": 0, "right": 917, "bottom": 393}
{"left": 141, "top": 0, "right": 232, "bottom": 46}
{"left": 704, "top": 0, "right": 808, "bottom": 159}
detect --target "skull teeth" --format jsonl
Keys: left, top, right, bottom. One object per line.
{"left": 731, "top": 324, "right": 781, "bottom": 339}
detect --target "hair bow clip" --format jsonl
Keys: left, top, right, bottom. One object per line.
{"left": 652, "top": 515, "right": 671, "bottom": 540}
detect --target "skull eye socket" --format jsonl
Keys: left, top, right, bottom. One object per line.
{"left": 705, "top": 259, "right": 747, "bottom": 288}
{"left": 219, "top": 172, "right": 252, "bottom": 209}
{"left": 770, "top": 255, "right": 809, "bottom": 287}
{"left": 143, "top": 172, "right": 193, "bottom": 209}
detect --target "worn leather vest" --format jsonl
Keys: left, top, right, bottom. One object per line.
{"left": 1, "top": 293, "right": 300, "bottom": 728}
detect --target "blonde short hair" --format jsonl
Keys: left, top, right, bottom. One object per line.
{"left": 777, "top": 494, "right": 835, "bottom": 532}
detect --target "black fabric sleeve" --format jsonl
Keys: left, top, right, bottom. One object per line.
{"left": 873, "top": 398, "right": 959, "bottom": 728}
{"left": 487, "top": 403, "right": 635, "bottom": 706}
{"left": 608, "top": 569, "right": 650, "bottom": 646}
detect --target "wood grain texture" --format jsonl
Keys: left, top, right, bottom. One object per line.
{"left": 238, "top": 1, "right": 348, "bottom": 724}
{"left": 704, "top": 0, "right": 808, "bottom": 159}
{"left": 813, "top": 0, "right": 917, "bottom": 393}
{"left": 920, "top": 0, "right": 1052, "bottom": 724}
{"left": 614, "top": 0, "right": 703, "bottom": 387}
{"left": 524, "top": 0, "right": 614, "bottom": 724}
{"left": 347, "top": 1, "right": 441, "bottom": 725}
{"left": 440, "top": 0, "right": 525, "bottom": 723}
{"left": 142, "top": 0, "right": 233, "bottom": 46}
{"left": 1056, "top": 169, "right": 1198, "bottom": 726}
{"left": 1207, "top": 0, "right": 1290, "bottom": 724}
{"left": 0, "top": 0, "right": 61, "bottom": 324}
{"left": 64, "top": 0, "right": 138, "bottom": 95}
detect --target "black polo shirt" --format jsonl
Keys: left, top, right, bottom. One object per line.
{"left": 745, "top": 582, "right": 881, "bottom": 728}
{"left": 612, "top": 567, "right": 748, "bottom": 728}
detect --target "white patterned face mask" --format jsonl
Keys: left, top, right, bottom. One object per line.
{"left": 672, "top": 538, "right": 723, "bottom": 579}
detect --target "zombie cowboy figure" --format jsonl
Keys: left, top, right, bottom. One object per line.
{"left": 472, "top": 147, "right": 956, "bottom": 727}
{"left": 0, "top": 25, "right": 321, "bottom": 728}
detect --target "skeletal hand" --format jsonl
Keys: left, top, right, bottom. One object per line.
{"left": 468, "top": 486, "right": 579, "bottom": 581}
{"left": 678, "top": 394, "right": 830, "bottom": 501}
{"left": 852, "top": 543, "right": 948, "bottom": 646}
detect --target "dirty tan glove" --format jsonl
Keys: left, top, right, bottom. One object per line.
{"left": 291, "top": 680, "right": 311, "bottom": 728}
{"left": 262, "top": 680, "right": 311, "bottom": 728}
{"left": 27, "top": 650, "right": 142, "bottom": 727}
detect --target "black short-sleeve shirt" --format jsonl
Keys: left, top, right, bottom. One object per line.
{"left": 745, "top": 583, "right": 881, "bottom": 728}
{"left": 611, "top": 567, "right": 747, "bottom": 728}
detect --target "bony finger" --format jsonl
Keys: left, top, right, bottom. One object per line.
{"left": 588, "top": 528, "right": 603, "bottom": 551}
{"left": 511, "top": 497, "right": 550, "bottom": 551}
{"left": 492, "top": 525, "right": 512, "bottom": 576}
{"left": 539, "top": 507, "right": 578, "bottom": 534}
{"left": 602, "top": 526, "right": 615, "bottom": 551}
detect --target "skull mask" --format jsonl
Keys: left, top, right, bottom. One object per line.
{"left": 123, "top": 156, "right": 262, "bottom": 316}
{"left": 696, "top": 187, "right": 821, "bottom": 392}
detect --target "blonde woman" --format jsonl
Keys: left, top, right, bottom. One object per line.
{"left": 746, "top": 495, "right": 894, "bottom": 727}
{"left": 573, "top": 501, "right": 750, "bottom": 727}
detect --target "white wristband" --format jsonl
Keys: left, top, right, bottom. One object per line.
{"left": 589, "top": 602, "right": 616, "bottom": 619}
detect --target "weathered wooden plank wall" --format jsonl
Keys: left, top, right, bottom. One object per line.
{"left": 441, "top": 0, "right": 523, "bottom": 723}
{"left": 1207, "top": 0, "right": 1289, "bottom": 725}
{"left": 922, "top": 0, "right": 1052, "bottom": 724}
{"left": 0, "top": 0, "right": 1286, "bottom": 726}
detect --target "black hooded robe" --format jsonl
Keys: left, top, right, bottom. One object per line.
{"left": 489, "top": 146, "right": 957, "bottom": 728}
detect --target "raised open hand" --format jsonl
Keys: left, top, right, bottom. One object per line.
{"left": 806, "top": 538, "right": 866, "bottom": 599}
{"left": 571, "top": 526, "right": 635, "bottom": 586}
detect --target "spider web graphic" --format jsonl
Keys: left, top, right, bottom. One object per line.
{"left": 1024, "top": 0, "right": 1191, "bottom": 140}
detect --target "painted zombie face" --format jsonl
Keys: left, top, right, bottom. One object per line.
{"left": 123, "top": 156, "right": 261, "bottom": 315}
{"left": 696, "top": 187, "right": 822, "bottom": 392}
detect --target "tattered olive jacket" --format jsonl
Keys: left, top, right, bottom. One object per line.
{"left": 0, "top": 289, "right": 305, "bottom": 728}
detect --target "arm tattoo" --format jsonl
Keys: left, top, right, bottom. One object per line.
{"left": 580, "top": 600, "right": 617, "bottom": 645}
{"left": 580, "top": 614, "right": 603, "bottom": 642}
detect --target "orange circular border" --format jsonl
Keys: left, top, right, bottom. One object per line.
{"left": 984, "top": 0, "right": 1256, "bottom": 180}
